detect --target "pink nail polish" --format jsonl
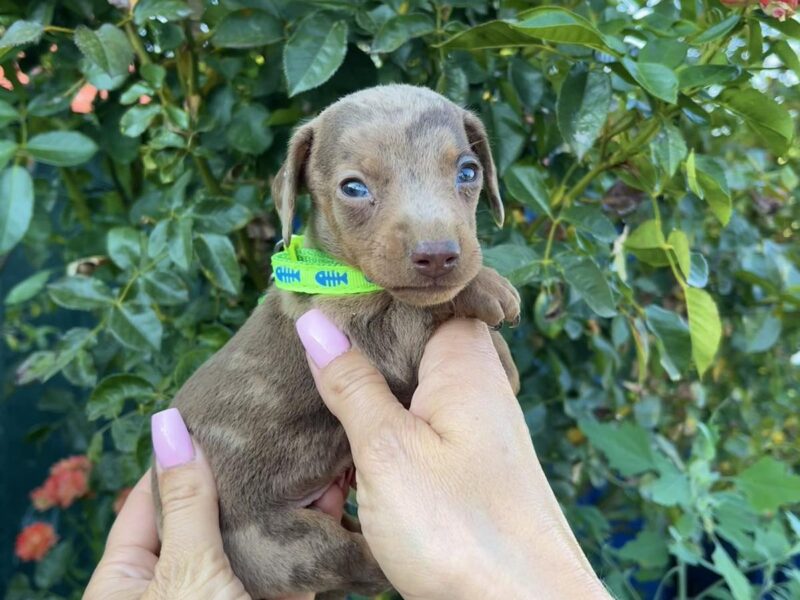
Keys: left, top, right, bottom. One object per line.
{"left": 151, "top": 408, "right": 195, "bottom": 469}
{"left": 296, "top": 309, "right": 351, "bottom": 368}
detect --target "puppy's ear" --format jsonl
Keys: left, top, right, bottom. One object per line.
{"left": 463, "top": 110, "right": 504, "bottom": 227}
{"left": 272, "top": 121, "right": 315, "bottom": 245}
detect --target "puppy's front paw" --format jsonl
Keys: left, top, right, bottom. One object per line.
{"left": 452, "top": 267, "right": 521, "bottom": 328}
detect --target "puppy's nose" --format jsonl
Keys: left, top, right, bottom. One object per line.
{"left": 411, "top": 240, "right": 461, "bottom": 279}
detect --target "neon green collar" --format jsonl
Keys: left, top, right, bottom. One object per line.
{"left": 270, "top": 235, "right": 384, "bottom": 295}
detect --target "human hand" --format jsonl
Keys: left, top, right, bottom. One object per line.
{"left": 296, "top": 311, "right": 611, "bottom": 600}
{"left": 84, "top": 408, "right": 313, "bottom": 600}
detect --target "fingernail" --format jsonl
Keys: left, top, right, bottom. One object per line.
{"left": 296, "top": 309, "right": 350, "bottom": 368}
{"left": 151, "top": 408, "right": 195, "bottom": 469}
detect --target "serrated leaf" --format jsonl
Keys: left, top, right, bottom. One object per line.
{"left": 719, "top": 88, "right": 794, "bottom": 156}
{"left": 712, "top": 544, "right": 751, "bottom": 600}
{"left": 27, "top": 131, "right": 98, "bottom": 167}
{"left": 617, "top": 529, "right": 670, "bottom": 569}
{"left": 735, "top": 457, "right": 800, "bottom": 513}
{"left": 193, "top": 200, "right": 252, "bottom": 234}
{"left": 142, "top": 270, "right": 189, "bottom": 305}
{"left": 226, "top": 104, "right": 272, "bottom": 155}
{"left": 120, "top": 105, "right": 161, "bottom": 137}
{"left": 579, "top": 419, "right": 655, "bottom": 476}
{"left": 559, "top": 255, "right": 616, "bottom": 318}
{"left": 686, "top": 288, "right": 721, "bottom": 377}
{"left": 650, "top": 123, "right": 687, "bottom": 180}
{"left": 212, "top": 9, "right": 282, "bottom": 49}
{"left": 111, "top": 414, "right": 145, "bottom": 452}
{"left": 168, "top": 217, "right": 193, "bottom": 271}
{"left": 48, "top": 276, "right": 113, "bottom": 310}
{"left": 504, "top": 165, "right": 551, "bottom": 216}
{"left": 557, "top": 64, "right": 611, "bottom": 160}
{"left": 562, "top": 205, "right": 617, "bottom": 243}
{"left": 678, "top": 64, "right": 741, "bottom": 89}
{"left": 484, "top": 102, "right": 525, "bottom": 175}
{"left": 481, "top": 244, "right": 539, "bottom": 287}
{"left": 108, "top": 302, "right": 163, "bottom": 350}
{"left": 196, "top": 233, "right": 241, "bottom": 295}
{"left": 133, "top": 0, "right": 193, "bottom": 25}
{"left": 372, "top": 14, "right": 435, "bottom": 53}
{"left": 623, "top": 59, "right": 678, "bottom": 104}
{"left": 5, "top": 270, "right": 51, "bottom": 305}
{"left": 74, "top": 24, "right": 133, "bottom": 80}
{"left": 87, "top": 374, "right": 154, "bottom": 420}
{"left": 667, "top": 229, "right": 690, "bottom": 279}
{"left": 625, "top": 220, "right": 670, "bottom": 267}
{"left": 0, "top": 20, "right": 45, "bottom": 50}
{"left": 645, "top": 305, "right": 692, "bottom": 380}
{"left": 694, "top": 14, "right": 741, "bottom": 44}
{"left": 690, "top": 154, "right": 732, "bottom": 226}
{"left": 0, "top": 166, "right": 34, "bottom": 254}
{"left": 107, "top": 226, "right": 141, "bottom": 270}
{"left": 510, "top": 57, "right": 544, "bottom": 108}
{"left": 284, "top": 17, "right": 348, "bottom": 97}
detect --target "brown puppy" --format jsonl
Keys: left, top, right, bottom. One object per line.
{"left": 153, "top": 84, "right": 521, "bottom": 599}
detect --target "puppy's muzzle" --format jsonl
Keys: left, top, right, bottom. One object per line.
{"left": 411, "top": 240, "right": 460, "bottom": 279}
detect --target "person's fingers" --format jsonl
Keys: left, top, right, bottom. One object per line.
{"left": 412, "top": 319, "right": 516, "bottom": 425}
{"left": 104, "top": 470, "right": 159, "bottom": 556}
{"left": 296, "top": 309, "right": 418, "bottom": 464}
{"left": 151, "top": 408, "right": 225, "bottom": 557}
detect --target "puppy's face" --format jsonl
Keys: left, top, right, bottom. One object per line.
{"left": 272, "top": 85, "right": 503, "bottom": 307}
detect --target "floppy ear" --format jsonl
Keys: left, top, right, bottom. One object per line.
{"left": 463, "top": 110, "right": 504, "bottom": 227}
{"left": 271, "top": 121, "right": 315, "bottom": 246}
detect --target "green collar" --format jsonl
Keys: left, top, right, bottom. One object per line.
{"left": 270, "top": 235, "right": 384, "bottom": 295}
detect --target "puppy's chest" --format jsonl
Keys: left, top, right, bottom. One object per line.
{"left": 343, "top": 303, "right": 434, "bottom": 407}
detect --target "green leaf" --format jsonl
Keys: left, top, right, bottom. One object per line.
{"left": 74, "top": 24, "right": 134, "bottom": 80}
{"left": 773, "top": 39, "right": 800, "bottom": 79}
{"left": 694, "top": 14, "right": 741, "bottom": 44}
{"left": 689, "top": 154, "right": 732, "bottom": 225}
{"left": 0, "top": 99, "right": 18, "bottom": 127}
{"left": 5, "top": 270, "right": 51, "bottom": 305}
{"left": 685, "top": 287, "right": 721, "bottom": 377}
{"left": 27, "top": 131, "right": 98, "bottom": 167}
{"left": 559, "top": 255, "right": 616, "bottom": 318}
{"left": 510, "top": 57, "right": 544, "bottom": 109}
{"left": 142, "top": 270, "right": 189, "bottom": 305}
{"left": 481, "top": 244, "right": 540, "bottom": 287}
{"left": 212, "top": 10, "right": 283, "bottom": 49}
{"left": 623, "top": 59, "right": 678, "bottom": 104}
{"left": 48, "top": 276, "right": 113, "bottom": 310}
{"left": 88, "top": 374, "right": 154, "bottom": 420}
{"left": 579, "top": 419, "right": 655, "bottom": 476}
{"left": 712, "top": 544, "right": 751, "bottom": 600}
{"left": 120, "top": 105, "right": 161, "bottom": 137}
{"left": 196, "top": 233, "right": 242, "bottom": 295}
{"left": 107, "top": 226, "right": 141, "bottom": 270}
{"left": 111, "top": 414, "right": 146, "bottom": 452}
{"left": 515, "top": 7, "right": 623, "bottom": 54}
{"left": 678, "top": 65, "right": 741, "bottom": 89}
{"left": 742, "top": 310, "right": 781, "bottom": 354}
{"left": 735, "top": 456, "right": 800, "bottom": 513}
{"left": 34, "top": 541, "right": 71, "bottom": 589}
{"left": 650, "top": 123, "right": 687, "bottom": 180}
{"left": 0, "top": 20, "right": 45, "bottom": 50}
{"left": 639, "top": 39, "right": 688, "bottom": 68}
{"left": 437, "top": 62, "right": 468, "bottom": 106}
{"left": 642, "top": 460, "right": 691, "bottom": 507}
{"left": 557, "top": 64, "right": 611, "bottom": 160}
{"left": 484, "top": 102, "right": 525, "bottom": 175}
{"left": 226, "top": 104, "right": 272, "bottom": 155}
{"left": 667, "top": 229, "right": 690, "bottom": 278}
{"left": 372, "top": 14, "right": 435, "bottom": 53}
{"left": 284, "top": 16, "right": 348, "bottom": 97}
{"left": 625, "top": 219, "right": 669, "bottom": 267}
{"left": 562, "top": 205, "right": 617, "bottom": 243}
{"left": 504, "top": 165, "right": 551, "bottom": 216}
{"left": 617, "top": 529, "right": 670, "bottom": 569}
{"left": 133, "top": 0, "right": 193, "bottom": 25}
{"left": 0, "top": 139, "right": 17, "bottom": 170}
{"left": 0, "top": 166, "right": 34, "bottom": 254}
{"left": 193, "top": 200, "right": 252, "bottom": 234}
{"left": 108, "top": 302, "right": 163, "bottom": 351}
{"left": 168, "top": 217, "right": 193, "bottom": 271}
{"left": 719, "top": 88, "right": 794, "bottom": 156}
{"left": 687, "top": 252, "right": 708, "bottom": 288}
{"left": 645, "top": 306, "right": 692, "bottom": 380}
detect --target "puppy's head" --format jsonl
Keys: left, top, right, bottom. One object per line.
{"left": 271, "top": 84, "right": 503, "bottom": 307}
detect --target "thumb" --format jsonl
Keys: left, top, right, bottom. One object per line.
{"left": 296, "top": 309, "right": 412, "bottom": 463}
{"left": 151, "top": 408, "right": 224, "bottom": 556}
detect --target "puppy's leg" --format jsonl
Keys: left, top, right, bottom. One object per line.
{"left": 491, "top": 330, "right": 520, "bottom": 394}
{"left": 450, "top": 266, "right": 521, "bottom": 328}
{"left": 224, "top": 508, "right": 389, "bottom": 599}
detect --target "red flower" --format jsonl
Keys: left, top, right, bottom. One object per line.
{"left": 113, "top": 487, "right": 133, "bottom": 514}
{"left": 760, "top": 0, "right": 798, "bottom": 20}
{"left": 14, "top": 522, "right": 58, "bottom": 562}
{"left": 30, "top": 455, "right": 92, "bottom": 510}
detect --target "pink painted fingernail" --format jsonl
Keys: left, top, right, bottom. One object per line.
{"left": 151, "top": 408, "right": 195, "bottom": 469}
{"left": 296, "top": 309, "right": 350, "bottom": 368}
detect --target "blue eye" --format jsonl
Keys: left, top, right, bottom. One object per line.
{"left": 457, "top": 163, "right": 479, "bottom": 184}
{"left": 340, "top": 179, "right": 370, "bottom": 198}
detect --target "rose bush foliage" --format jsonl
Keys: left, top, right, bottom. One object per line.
{"left": 1, "top": 0, "right": 799, "bottom": 598}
